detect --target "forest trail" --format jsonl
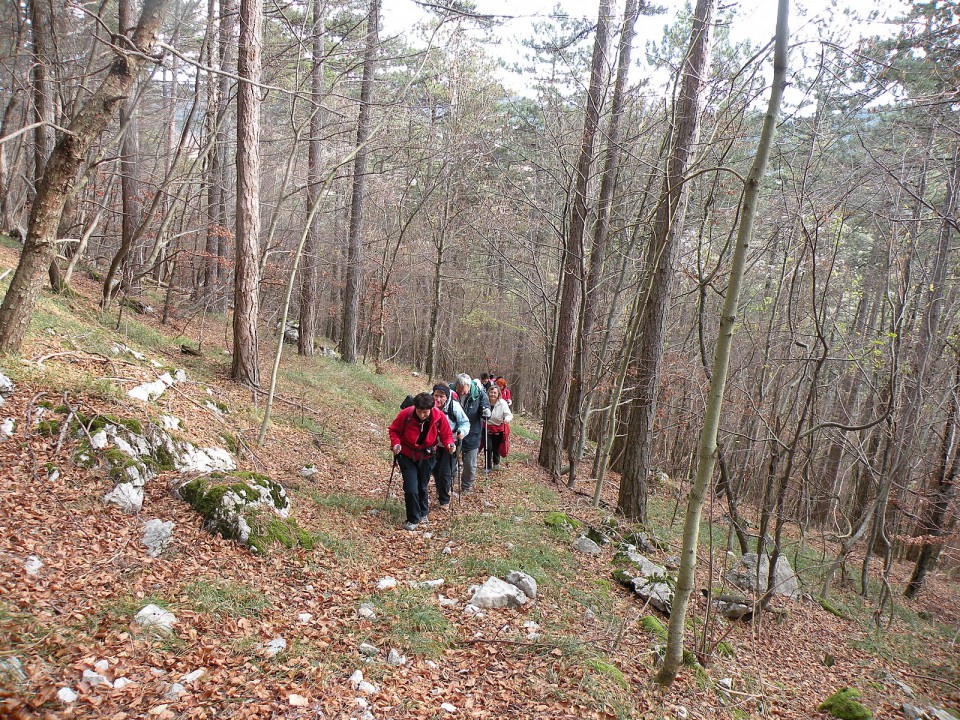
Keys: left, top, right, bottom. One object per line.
{"left": 0, "top": 241, "right": 958, "bottom": 720}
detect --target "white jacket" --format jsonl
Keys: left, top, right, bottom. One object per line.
{"left": 488, "top": 398, "right": 513, "bottom": 426}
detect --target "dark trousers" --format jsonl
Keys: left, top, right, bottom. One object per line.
{"left": 432, "top": 447, "right": 458, "bottom": 504}
{"left": 485, "top": 432, "right": 504, "bottom": 470}
{"left": 398, "top": 453, "right": 434, "bottom": 523}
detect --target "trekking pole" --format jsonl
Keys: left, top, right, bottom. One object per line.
{"left": 485, "top": 420, "right": 492, "bottom": 476}
{"left": 384, "top": 455, "right": 398, "bottom": 504}
{"left": 456, "top": 444, "right": 463, "bottom": 505}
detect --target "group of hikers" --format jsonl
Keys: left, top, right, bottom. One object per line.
{"left": 388, "top": 373, "right": 514, "bottom": 531}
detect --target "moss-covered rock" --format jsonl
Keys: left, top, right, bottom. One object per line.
{"left": 817, "top": 688, "right": 872, "bottom": 720}
{"left": 175, "top": 472, "right": 291, "bottom": 548}
{"left": 544, "top": 512, "right": 581, "bottom": 532}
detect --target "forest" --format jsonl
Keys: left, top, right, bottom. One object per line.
{"left": 0, "top": 0, "right": 959, "bottom": 716}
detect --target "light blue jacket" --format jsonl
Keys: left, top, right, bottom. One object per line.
{"left": 441, "top": 396, "right": 471, "bottom": 440}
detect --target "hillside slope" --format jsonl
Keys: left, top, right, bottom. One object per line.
{"left": 0, "top": 241, "right": 958, "bottom": 720}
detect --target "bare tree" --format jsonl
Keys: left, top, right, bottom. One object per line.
{"left": 656, "top": 0, "right": 788, "bottom": 687}
{"left": 339, "top": 0, "right": 381, "bottom": 364}
{"left": 538, "top": 0, "right": 611, "bottom": 476}
{"left": 0, "top": 0, "right": 171, "bottom": 354}
{"left": 231, "top": 0, "right": 263, "bottom": 386}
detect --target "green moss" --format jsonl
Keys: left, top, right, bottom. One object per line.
{"left": 221, "top": 432, "right": 240, "bottom": 455}
{"left": 544, "top": 512, "right": 580, "bottom": 531}
{"left": 72, "top": 411, "right": 141, "bottom": 437}
{"left": 640, "top": 615, "right": 667, "bottom": 641}
{"left": 612, "top": 569, "right": 635, "bottom": 588}
{"left": 151, "top": 443, "right": 176, "bottom": 472}
{"left": 817, "top": 688, "right": 872, "bottom": 720}
{"left": 36, "top": 419, "right": 62, "bottom": 438}
{"left": 583, "top": 657, "right": 628, "bottom": 690}
{"left": 716, "top": 641, "right": 735, "bottom": 658}
{"left": 816, "top": 595, "right": 851, "bottom": 620}
{"left": 248, "top": 517, "right": 317, "bottom": 552}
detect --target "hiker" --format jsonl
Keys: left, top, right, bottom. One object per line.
{"left": 389, "top": 392, "right": 456, "bottom": 531}
{"left": 480, "top": 372, "right": 494, "bottom": 392}
{"left": 495, "top": 376, "right": 512, "bottom": 407}
{"left": 484, "top": 384, "right": 513, "bottom": 471}
{"left": 431, "top": 383, "right": 469, "bottom": 508}
{"left": 453, "top": 373, "right": 491, "bottom": 494}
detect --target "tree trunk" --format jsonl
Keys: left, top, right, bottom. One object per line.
{"left": 339, "top": 0, "right": 380, "bottom": 364}
{"left": 231, "top": 0, "right": 263, "bottom": 387}
{"left": 538, "top": 0, "right": 610, "bottom": 476}
{"left": 618, "top": 0, "right": 716, "bottom": 523}
{"left": 656, "top": 0, "right": 787, "bottom": 687}
{"left": 299, "top": 0, "right": 324, "bottom": 357}
{"left": 0, "top": 0, "right": 171, "bottom": 354}
{"left": 567, "top": 0, "right": 638, "bottom": 487}
{"left": 100, "top": 0, "right": 144, "bottom": 306}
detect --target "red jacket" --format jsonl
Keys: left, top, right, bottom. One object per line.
{"left": 389, "top": 406, "right": 454, "bottom": 461}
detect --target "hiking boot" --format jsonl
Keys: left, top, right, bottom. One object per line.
{"left": 439, "top": 502, "right": 450, "bottom": 509}
{"left": 403, "top": 521, "right": 419, "bottom": 531}
{"left": 419, "top": 517, "right": 430, "bottom": 526}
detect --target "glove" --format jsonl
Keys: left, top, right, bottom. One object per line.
{"left": 392, "top": 444, "right": 401, "bottom": 454}
{"left": 481, "top": 408, "right": 491, "bottom": 420}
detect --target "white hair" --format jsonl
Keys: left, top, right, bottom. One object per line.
{"left": 455, "top": 373, "right": 472, "bottom": 390}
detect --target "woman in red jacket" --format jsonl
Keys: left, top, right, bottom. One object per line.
{"left": 389, "top": 392, "right": 456, "bottom": 531}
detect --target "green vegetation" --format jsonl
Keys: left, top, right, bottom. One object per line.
{"left": 182, "top": 578, "right": 271, "bottom": 618}
{"left": 248, "top": 516, "right": 317, "bottom": 552}
{"left": 378, "top": 587, "right": 455, "bottom": 658}
{"left": 817, "top": 688, "right": 873, "bottom": 720}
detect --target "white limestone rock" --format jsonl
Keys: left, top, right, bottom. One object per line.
{"left": 725, "top": 552, "right": 800, "bottom": 599}
{"left": 469, "top": 576, "right": 527, "bottom": 609}
{"left": 142, "top": 519, "right": 174, "bottom": 557}
{"left": 358, "top": 603, "right": 377, "bottom": 620}
{"left": 573, "top": 535, "right": 602, "bottom": 556}
{"left": 1, "top": 418, "right": 15, "bottom": 437}
{"left": 0, "top": 370, "right": 14, "bottom": 398}
{"left": 165, "top": 682, "right": 187, "bottom": 700}
{"left": 358, "top": 643, "right": 379, "bottom": 657}
{"left": 82, "top": 669, "right": 111, "bottom": 688}
{"left": 57, "top": 687, "right": 78, "bottom": 703}
{"left": 505, "top": 570, "right": 537, "bottom": 599}
{"left": 90, "top": 430, "right": 109, "bottom": 449}
{"left": 387, "top": 648, "right": 407, "bottom": 666}
{"left": 104, "top": 482, "right": 144, "bottom": 514}
{"left": 263, "top": 638, "right": 287, "bottom": 658}
{"left": 160, "top": 415, "right": 181, "bottom": 430}
{"left": 180, "top": 668, "right": 205, "bottom": 683}
{"left": 377, "top": 576, "right": 398, "bottom": 591}
{"left": 23, "top": 555, "right": 43, "bottom": 576}
{"left": 113, "top": 677, "right": 132, "bottom": 689}
{"left": 134, "top": 604, "right": 177, "bottom": 632}
{"left": 128, "top": 373, "right": 175, "bottom": 403}
{"left": 0, "top": 657, "right": 26, "bottom": 683}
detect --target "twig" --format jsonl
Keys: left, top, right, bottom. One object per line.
{"left": 901, "top": 670, "right": 960, "bottom": 693}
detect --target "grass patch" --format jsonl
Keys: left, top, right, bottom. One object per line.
{"left": 378, "top": 587, "right": 455, "bottom": 658}
{"left": 312, "top": 529, "right": 361, "bottom": 561}
{"left": 182, "top": 578, "right": 271, "bottom": 618}
{"left": 249, "top": 516, "right": 317, "bottom": 552}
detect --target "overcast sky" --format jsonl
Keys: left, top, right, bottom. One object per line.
{"left": 380, "top": 0, "right": 908, "bottom": 94}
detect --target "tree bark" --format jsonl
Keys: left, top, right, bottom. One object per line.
{"left": 0, "top": 0, "right": 171, "bottom": 354}
{"left": 538, "top": 0, "right": 610, "bottom": 476}
{"left": 566, "top": 0, "right": 639, "bottom": 488}
{"left": 339, "top": 0, "right": 380, "bottom": 364}
{"left": 656, "top": 0, "right": 788, "bottom": 687}
{"left": 618, "top": 0, "right": 716, "bottom": 523}
{"left": 299, "top": 0, "right": 324, "bottom": 357}
{"left": 231, "top": 0, "right": 263, "bottom": 386}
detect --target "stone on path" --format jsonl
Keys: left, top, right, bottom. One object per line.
{"left": 505, "top": 570, "right": 537, "bottom": 598}
{"left": 142, "top": 519, "right": 174, "bottom": 557}
{"left": 573, "top": 536, "right": 602, "bottom": 556}
{"left": 469, "top": 577, "right": 527, "bottom": 609}
{"left": 134, "top": 604, "right": 177, "bottom": 632}
{"left": 263, "top": 638, "right": 287, "bottom": 658}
